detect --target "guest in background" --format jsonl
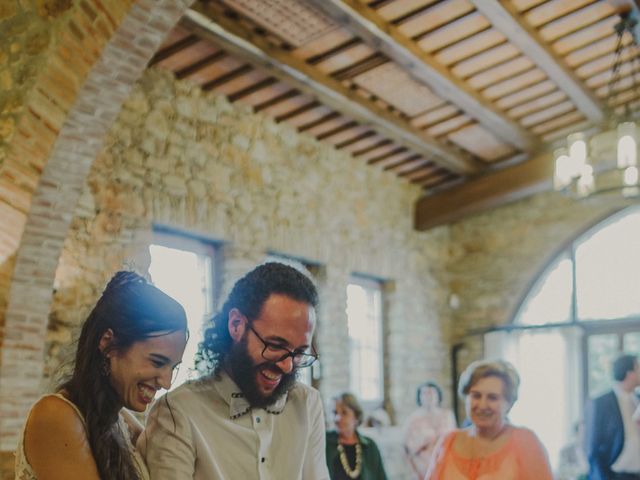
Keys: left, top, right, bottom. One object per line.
{"left": 586, "top": 353, "right": 640, "bottom": 480}
{"left": 426, "top": 359, "right": 553, "bottom": 480}
{"left": 364, "top": 400, "right": 391, "bottom": 428}
{"left": 15, "top": 271, "right": 188, "bottom": 480}
{"left": 402, "top": 381, "right": 456, "bottom": 480}
{"left": 326, "top": 392, "right": 388, "bottom": 480}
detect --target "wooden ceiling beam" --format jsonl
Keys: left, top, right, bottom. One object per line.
{"left": 307, "top": 0, "right": 536, "bottom": 151}
{"left": 182, "top": 7, "right": 480, "bottom": 174}
{"left": 414, "top": 152, "right": 553, "bottom": 231}
{"left": 352, "top": 139, "right": 393, "bottom": 156}
{"left": 175, "top": 50, "right": 227, "bottom": 79}
{"left": 201, "top": 64, "right": 252, "bottom": 91}
{"left": 275, "top": 100, "right": 320, "bottom": 122}
{"left": 228, "top": 77, "right": 278, "bottom": 102}
{"left": 298, "top": 111, "right": 341, "bottom": 132}
{"left": 397, "top": 159, "right": 433, "bottom": 176}
{"left": 470, "top": 0, "right": 604, "bottom": 125}
{"left": 149, "top": 34, "right": 200, "bottom": 66}
{"left": 317, "top": 121, "right": 359, "bottom": 141}
{"left": 366, "top": 146, "right": 407, "bottom": 164}
{"left": 253, "top": 89, "right": 300, "bottom": 112}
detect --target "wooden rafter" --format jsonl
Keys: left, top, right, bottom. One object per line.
{"left": 414, "top": 152, "right": 554, "bottom": 231}
{"left": 471, "top": 0, "right": 604, "bottom": 125}
{"left": 306, "top": 0, "right": 536, "bottom": 152}
{"left": 175, "top": 50, "right": 227, "bottom": 79}
{"left": 182, "top": 7, "right": 482, "bottom": 175}
{"left": 149, "top": 34, "right": 200, "bottom": 66}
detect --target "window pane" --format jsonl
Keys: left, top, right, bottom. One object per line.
{"left": 575, "top": 208, "right": 640, "bottom": 321}
{"left": 587, "top": 334, "right": 619, "bottom": 397}
{"left": 624, "top": 331, "right": 640, "bottom": 352}
{"left": 149, "top": 243, "right": 215, "bottom": 389}
{"left": 507, "top": 329, "right": 573, "bottom": 470}
{"left": 347, "top": 280, "right": 383, "bottom": 403}
{"left": 264, "top": 254, "right": 316, "bottom": 386}
{"left": 516, "top": 255, "right": 573, "bottom": 325}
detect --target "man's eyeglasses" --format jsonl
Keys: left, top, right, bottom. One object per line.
{"left": 247, "top": 324, "right": 318, "bottom": 368}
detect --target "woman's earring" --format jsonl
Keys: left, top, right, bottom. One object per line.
{"left": 100, "top": 354, "right": 111, "bottom": 377}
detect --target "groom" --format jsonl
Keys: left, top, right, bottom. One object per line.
{"left": 586, "top": 354, "right": 640, "bottom": 480}
{"left": 140, "top": 262, "right": 329, "bottom": 479}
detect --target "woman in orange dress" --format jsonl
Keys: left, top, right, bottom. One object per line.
{"left": 425, "top": 359, "right": 553, "bottom": 480}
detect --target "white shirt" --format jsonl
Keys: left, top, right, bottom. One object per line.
{"left": 612, "top": 385, "right": 640, "bottom": 473}
{"left": 138, "top": 373, "right": 330, "bottom": 480}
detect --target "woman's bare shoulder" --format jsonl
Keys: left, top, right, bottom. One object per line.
{"left": 27, "top": 395, "right": 84, "bottom": 432}
{"left": 25, "top": 395, "right": 101, "bottom": 480}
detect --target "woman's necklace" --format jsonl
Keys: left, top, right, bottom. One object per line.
{"left": 337, "top": 442, "right": 362, "bottom": 479}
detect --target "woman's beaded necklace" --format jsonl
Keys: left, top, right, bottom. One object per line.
{"left": 337, "top": 442, "right": 362, "bottom": 479}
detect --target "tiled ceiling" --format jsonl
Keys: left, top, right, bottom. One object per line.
{"left": 148, "top": 0, "right": 638, "bottom": 197}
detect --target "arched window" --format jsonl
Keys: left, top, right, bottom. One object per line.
{"left": 486, "top": 204, "right": 640, "bottom": 471}
{"left": 516, "top": 204, "right": 640, "bottom": 327}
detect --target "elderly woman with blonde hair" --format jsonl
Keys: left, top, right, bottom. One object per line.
{"left": 425, "top": 359, "right": 552, "bottom": 480}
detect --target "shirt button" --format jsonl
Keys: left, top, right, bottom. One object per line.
{"left": 256, "top": 417, "right": 261, "bottom": 423}
{"left": 261, "top": 457, "right": 266, "bottom": 463}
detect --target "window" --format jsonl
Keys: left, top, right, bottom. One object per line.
{"left": 575, "top": 209, "right": 640, "bottom": 321}
{"left": 516, "top": 253, "right": 572, "bottom": 326}
{"left": 489, "top": 204, "right": 640, "bottom": 471}
{"left": 514, "top": 205, "right": 640, "bottom": 327}
{"left": 347, "top": 276, "right": 384, "bottom": 404}
{"left": 148, "top": 230, "right": 218, "bottom": 389}
{"left": 264, "top": 253, "right": 322, "bottom": 387}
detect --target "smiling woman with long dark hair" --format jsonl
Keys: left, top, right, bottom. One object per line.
{"left": 14, "top": 271, "right": 188, "bottom": 480}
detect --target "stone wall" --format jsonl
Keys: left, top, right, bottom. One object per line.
{"left": 40, "top": 67, "right": 453, "bottom": 478}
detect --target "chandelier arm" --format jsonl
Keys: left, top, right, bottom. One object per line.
{"left": 608, "top": 27, "right": 626, "bottom": 115}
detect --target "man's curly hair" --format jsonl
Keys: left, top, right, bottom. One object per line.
{"left": 196, "top": 262, "right": 318, "bottom": 376}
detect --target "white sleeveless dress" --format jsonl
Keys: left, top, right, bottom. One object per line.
{"left": 14, "top": 393, "right": 150, "bottom": 480}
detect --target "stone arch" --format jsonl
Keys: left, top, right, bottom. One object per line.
{"left": 0, "top": 0, "right": 194, "bottom": 453}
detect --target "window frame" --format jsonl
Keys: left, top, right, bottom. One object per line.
{"left": 264, "top": 252, "right": 324, "bottom": 389}
{"left": 149, "top": 227, "right": 221, "bottom": 386}
{"left": 346, "top": 274, "right": 387, "bottom": 408}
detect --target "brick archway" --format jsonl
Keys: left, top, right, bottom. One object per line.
{"left": 0, "top": 0, "right": 194, "bottom": 456}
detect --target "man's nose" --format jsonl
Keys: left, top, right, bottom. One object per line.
{"left": 276, "top": 355, "right": 294, "bottom": 374}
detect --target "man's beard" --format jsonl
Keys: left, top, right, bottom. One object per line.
{"left": 227, "top": 336, "right": 298, "bottom": 409}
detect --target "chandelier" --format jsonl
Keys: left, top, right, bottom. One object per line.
{"left": 553, "top": 8, "right": 640, "bottom": 199}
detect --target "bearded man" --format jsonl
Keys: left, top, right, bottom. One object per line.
{"left": 140, "top": 262, "right": 329, "bottom": 479}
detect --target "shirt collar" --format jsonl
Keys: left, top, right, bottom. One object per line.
{"left": 614, "top": 384, "right": 632, "bottom": 398}
{"left": 214, "top": 371, "right": 289, "bottom": 419}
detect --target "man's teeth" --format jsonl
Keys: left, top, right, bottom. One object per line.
{"left": 138, "top": 384, "right": 156, "bottom": 401}
{"left": 262, "top": 370, "right": 281, "bottom": 380}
